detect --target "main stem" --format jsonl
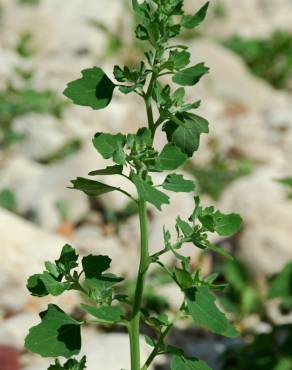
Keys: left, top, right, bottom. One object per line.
{"left": 129, "top": 199, "right": 149, "bottom": 370}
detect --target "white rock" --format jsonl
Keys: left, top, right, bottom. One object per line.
{"left": 219, "top": 167, "right": 292, "bottom": 276}
{"left": 0, "top": 208, "right": 82, "bottom": 311}
{"left": 72, "top": 225, "right": 139, "bottom": 278}
{"left": 188, "top": 39, "right": 276, "bottom": 111}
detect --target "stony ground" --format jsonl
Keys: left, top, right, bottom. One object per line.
{"left": 0, "top": 1, "right": 292, "bottom": 369}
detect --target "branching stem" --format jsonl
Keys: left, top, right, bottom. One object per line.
{"left": 129, "top": 199, "right": 150, "bottom": 370}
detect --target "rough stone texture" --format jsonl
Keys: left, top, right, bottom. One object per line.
{"left": 0, "top": 208, "right": 80, "bottom": 312}
{"left": 72, "top": 224, "right": 139, "bottom": 277}
{"left": 219, "top": 167, "right": 292, "bottom": 276}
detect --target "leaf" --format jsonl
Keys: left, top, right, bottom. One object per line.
{"left": 214, "top": 212, "right": 242, "bottom": 236}
{"left": 162, "top": 174, "right": 195, "bottom": 193}
{"left": 135, "top": 24, "right": 149, "bottom": 40}
{"left": 55, "top": 244, "right": 78, "bottom": 273}
{"left": 92, "top": 133, "right": 125, "bottom": 161}
{"left": 278, "top": 177, "right": 292, "bottom": 187}
{"left": 40, "top": 272, "right": 70, "bottom": 296}
{"left": 199, "top": 209, "right": 242, "bottom": 236}
{"left": 71, "top": 177, "right": 118, "bottom": 196}
{"left": 132, "top": 174, "right": 170, "bottom": 210}
{"left": 63, "top": 67, "right": 116, "bottom": 110}
{"left": 181, "top": 2, "right": 210, "bottom": 29}
{"left": 80, "top": 304, "right": 124, "bottom": 323}
{"left": 171, "top": 355, "right": 211, "bottom": 370}
{"left": 186, "top": 286, "right": 238, "bottom": 337}
{"left": 0, "top": 189, "right": 17, "bottom": 212}
{"left": 176, "top": 216, "right": 193, "bottom": 237}
{"left": 45, "top": 261, "right": 60, "bottom": 279}
{"left": 82, "top": 255, "right": 112, "bottom": 278}
{"left": 174, "top": 268, "right": 194, "bottom": 289}
{"left": 155, "top": 143, "right": 188, "bottom": 171}
{"left": 25, "top": 304, "right": 81, "bottom": 358}
{"left": 268, "top": 262, "right": 292, "bottom": 299}
{"left": 166, "top": 50, "right": 191, "bottom": 70}
{"left": 89, "top": 165, "right": 123, "bottom": 176}
{"left": 48, "top": 356, "right": 86, "bottom": 370}
{"left": 27, "top": 274, "right": 49, "bottom": 297}
{"left": 172, "top": 63, "right": 209, "bottom": 86}
{"left": 163, "top": 113, "right": 209, "bottom": 157}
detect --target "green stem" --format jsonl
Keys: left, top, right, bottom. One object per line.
{"left": 129, "top": 199, "right": 149, "bottom": 370}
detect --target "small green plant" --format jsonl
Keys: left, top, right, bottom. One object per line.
{"left": 223, "top": 31, "right": 292, "bottom": 90}
{"left": 221, "top": 261, "right": 292, "bottom": 370}
{"left": 24, "top": 2, "right": 243, "bottom": 369}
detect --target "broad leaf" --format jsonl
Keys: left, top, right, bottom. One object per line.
{"left": 186, "top": 286, "right": 238, "bottom": 337}
{"left": 199, "top": 208, "right": 242, "bottom": 236}
{"left": 40, "top": 272, "right": 70, "bottom": 296}
{"left": 82, "top": 255, "right": 111, "bottom": 278}
{"left": 181, "top": 2, "right": 210, "bottom": 29}
{"left": 89, "top": 165, "right": 123, "bottom": 176}
{"left": 174, "top": 268, "right": 194, "bottom": 289}
{"left": 25, "top": 304, "right": 81, "bottom": 357}
{"left": 172, "top": 63, "right": 209, "bottom": 86}
{"left": 63, "top": 67, "right": 115, "bottom": 110}
{"left": 80, "top": 304, "right": 124, "bottom": 323}
{"left": 155, "top": 143, "right": 188, "bottom": 171}
{"left": 171, "top": 355, "right": 211, "bottom": 370}
{"left": 135, "top": 24, "right": 149, "bottom": 40}
{"left": 268, "top": 262, "right": 292, "bottom": 299}
{"left": 48, "top": 356, "right": 86, "bottom": 370}
{"left": 176, "top": 216, "right": 193, "bottom": 237}
{"left": 55, "top": 244, "right": 78, "bottom": 273}
{"left": 162, "top": 174, "right": 195, "bottom": 192}
{"left": 132, "top": 174, "right": 170, "bottom": 210}
{"left": 27, "top": 274, "right": 48, "bottom": 297}
{"left": 92, "top": 133, "right": 125, "bottom": 162}
{"left": 163, "top": 113, "right": 209, "bottom": 157}
{"left": 71, "top": 177, "right": 117, "bottom": 196}
{"left": 166, "top": 50, "right": 191, "bottom": 70}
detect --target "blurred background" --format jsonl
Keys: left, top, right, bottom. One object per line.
{"left": 1, "top": 0, "right": 292, "bottom": 369}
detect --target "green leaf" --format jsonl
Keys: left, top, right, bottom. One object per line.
{"left": 92, "top": 133, "right": 125, "bottom": 161}
{"left": 186, "top": 286, "right": 238, "bottom": 337}
{"left": 199, "top": 208, "right": 242, "bottom": 236}
{"left": 268, "top": 262, "right": 292, "bottom": 299}
{"left": 172, "top": 63, "right": 209, "bottom": 86}
{"left": 215, "top": 212, "right": 242, "bottom": 236}
{"left": 45, "top": 261, "right": 60, "bottom": 279}
{"left": 40, "top": 272, "right": 70, "bottom": 296}
{"left": 27, "top": 274, "right": 49, "bottom": 297}
{"left": 48, "top": 356, "right": 86, "bottom": 370}
{"left": 56, "top": 244, "right": 78, "bottom": 273}
{"left": 155, "top": 143, "right": 188, "bottom": 171}
{"left": 0, "top": 189, "right": 17, "bottom": 212}
{"left": 89, "top": 165, "right": 123, "bottom": 176}
{"left": 71, "top": 177, "right": 118, "bottom": 196}
{"left": 171, "top": 355, "right": 211, "bottom": 370}
{"left": 163, "top": 113, "right": 209, "bottom": 157}
{"left": 135, "top": 24, "right": 149, "bottom": 40}
{"left": 176, "top": 216, "right": 193, "bottom": 237}
{"left": 132, "top": 174, "right": 170, "bottom": 210}
{"left": 82, "top": 255, "right": 111, "bottom": 279}
{"left": 80, "top": 304, "right": 124, "bottom": 323}
{"left": 25, "top": 304, "right": 81, "bottom": 357}
{"left": 162, "top": 174, "right": 195, "bottom": 193}
{"left": 278, "top": 177, "right": 292, "bottom": 187}
{"left": 166, "top": 50, "right": 191, "bottom": 70}
{"left": 174, "top": 268, "right": 194, "bottom": 289}
{"left": 63, "top": 67, "right": 116, "bottom": 110}
{"left": 181, "top": 2, "right": 210, "bottom": 29}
